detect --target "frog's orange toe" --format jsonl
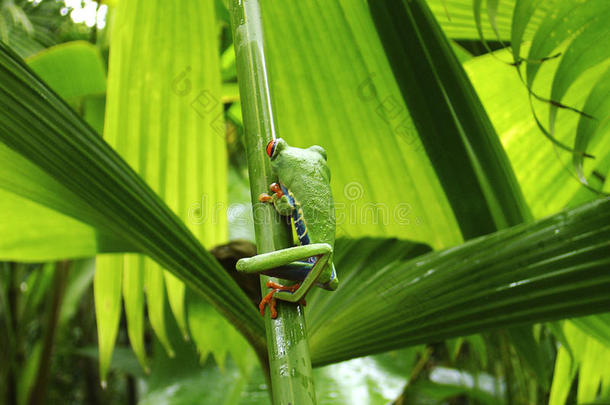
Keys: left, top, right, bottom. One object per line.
{"left": 259, "top": 193, "right": 273, "bottom": 202}
{"left": 259, "top": 289, "right": 276, "bottom": 316}
{"left": 259, "top": 282, "right": 302, "bottom": 319}
{"left": 269, "top": 183, "right": 284, "bottom": 198}
{"left": 266, "top": 280, "right": 300, "bottom": 293}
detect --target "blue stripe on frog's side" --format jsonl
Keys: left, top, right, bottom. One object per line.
{"left": 278, "top": 184, "right": 337, "bottom": 289}
{"left": 280, "top": 184, "right": 312, "bottom": 249}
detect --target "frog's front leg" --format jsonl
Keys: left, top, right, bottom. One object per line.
{"left": 258, "top": 182, "right": 282, "bottom": 202}
{"left": 259, "top": 182, "right": 295, "bottom": 216}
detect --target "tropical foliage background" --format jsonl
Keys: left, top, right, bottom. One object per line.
{"left": 0, "top": 0, "right": 609, "bottom": 404}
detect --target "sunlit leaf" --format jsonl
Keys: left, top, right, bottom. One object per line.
{"left": 464, "top": 48, "right": 610, "bottom": 217}
{"left": 577, "top": 334, "right": 606, "bottom": 404}
{"left": 0, "top": 189, "right": 120, "bottom": 261}
{"left": 510, "top": 0, "right": 610, "bottom": 175}
{"left": 427, "top": 0, "right": 541, "bottom": 41}
{"left": 525, "top": 0, "right": 609, "bottom": 88}
{"left": 574, "top": 67, "right": 610, "bottom": 184}
{"left": 26, "top": 41, "right": 106, "bottom": 102}
{"left": 571, "top": 313, "right": 610, "bottom": 350}
{"left": 510, "top": 0, "right": 545, "bottom": 62}
{"left": 122, "top": 254, "right": 149, "bottom": 372}
{"left": 99, "top": 0, "right": 233, "bottom": 368}
{"left": 548, "top": 344, "right": 575, "bottom": 405}
{"left": 143, "top": 260, "right": 175, "bottom": 358}
{"left": 369, "top": 0, "right": 531, "bottom": 233}
{"left": 94, "top": 254, "right": 123, "bottom": 385}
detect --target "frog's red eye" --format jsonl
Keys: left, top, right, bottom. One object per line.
{"left": 266, "top": 140, "right": 276, "bottom": 157}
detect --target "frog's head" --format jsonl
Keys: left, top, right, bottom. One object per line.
{"left": 266, "top": 138, "right": 287, "bottom": 159}
{"left": 267, "top": 138, "right": 327, "bottom": 162}
{"left": 266, "top": 138, "right": 330, "bottom": 183}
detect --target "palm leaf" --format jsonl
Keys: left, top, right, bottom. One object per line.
{"left": 309, "top": 197, "right": 610, "bottom": 365}
{"left": 510, "top": 0, "right": 610, "bottom": 181}
{"left": 95, "top": 0, "right": 235, "bottom": 376}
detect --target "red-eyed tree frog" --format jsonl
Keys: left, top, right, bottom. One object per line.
{"left": 236, "top": 138, "right": 338, "bottom": 318}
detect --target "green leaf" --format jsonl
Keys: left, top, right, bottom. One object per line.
{"left": 510, "top": 0, "right": 545, "bottom": 62}
{"left": 548, "top": 344, "right": 575, "bottom": 405}
{"left": 306, "top": 237, "right": 431, "bottom": 340}
{"left": 83, "top": 95, "right": 106, "bottom": 135}
{"left": 507, "top": 326, "right": 550, "bottom": 388}
{"left": 164, "top": 272, "right": 188, "bottom": 341}
{"left": 18, "top": 341, "right": 42, "bottom": 405}
{"left": 26, "top": 40, "right": 106, "bottom": 102}
{"left": 578, "top": 335, "right": 607, "bottom": 404}
{"left": 59, "top": 258, "right": 96, "bottom": 325}
{"left": 141, "top": 319, "right": 261, "bottom": 405}
{"left": 314, "top": 348, "right": 421, "bottom": 404}
{"left": 0, "top": 34, "right": 265, "bottom": 358}
{"left": 571, "top": 314, "right": 610, "bottom": 349}
{"left": 0, "top": 189, "right": 120, "bottom": 261}
{"left": 94, "top": 254, "right": 123, "bottom": 385}
{"left": 369, "top": 0, "right": 531, "bottom": 235}
{"left": 309, "top": 198, "right": 610, "bottom": 366}
{"left": 465, "top": 334, "right": 488, "bottom": 368}
{"left": 186, "top": 288, "right": 256, "bottom": 374}
{"left": 428, "top": 0, "right": 538, "bottom": 41}
{"left": 513, "top": 0, "right": 610, "bottom": 173}
{"left": 574, "top": 67, "right": 610, "bottom": 184}
{"left": 464, "top": 48, "right": 609, "bottom": 218}
{"left": 525, "top": 0, "right": 609, "bottom": 88}
{"left": 122, "top": 254, "right": 149, "bottom": 372}
{"left": 406, "top": 367, "right": 504, "bottom": 404}
{"left": 547, "top": 6, "right": 610, "bottom": 135}
{"left": 145, "top": 262, "right": 175, "bottom": 358}
{"left": 550, "top": 321, "right": 610, "bottom": 405}
{"left": 0, "top": 39, "right": 121, "bottom": 261}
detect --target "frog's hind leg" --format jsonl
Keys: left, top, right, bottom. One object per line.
{"left": 236, "top": 243, "right": 331, "bottom": 274}
{"left": 272, "top": 246, "right": 332, "bottom": 303}
{"left": 236, "top": 243, "right": 332, "bottom": 316}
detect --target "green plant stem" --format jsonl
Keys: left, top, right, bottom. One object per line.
{"left": 27, "top": 260, "right": 70, "bottom": 405}
{"left": 229, "top": 1, "right": 316, "bottom": 404}
{"left": 6, "top": 262, "right": 20, "bottom": 405}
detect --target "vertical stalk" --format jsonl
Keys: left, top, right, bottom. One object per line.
{"left": 27, "top": 261, "right": 70, "bottom": 405}
{"left": 229, "top": 1, "right": 316, "bottom": 404}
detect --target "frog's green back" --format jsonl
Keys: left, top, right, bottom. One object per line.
{"left": 271, "top": 142, "right": 335, "bottom": 249}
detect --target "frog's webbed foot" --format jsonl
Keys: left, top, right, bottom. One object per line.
{"left": 259, "top": 281, "right": 306, "bottom": 319}
{"left": 269, "top": 183, "right": 284, "bottom": 197}
{"left": 258, "top": 193, "right": 273, "bottom": 202}
{"left": 258, "top": 183, "right": 294, "bottom": 216}
{"left": 259, "top": 182, "right": 285, "bottom": 203}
